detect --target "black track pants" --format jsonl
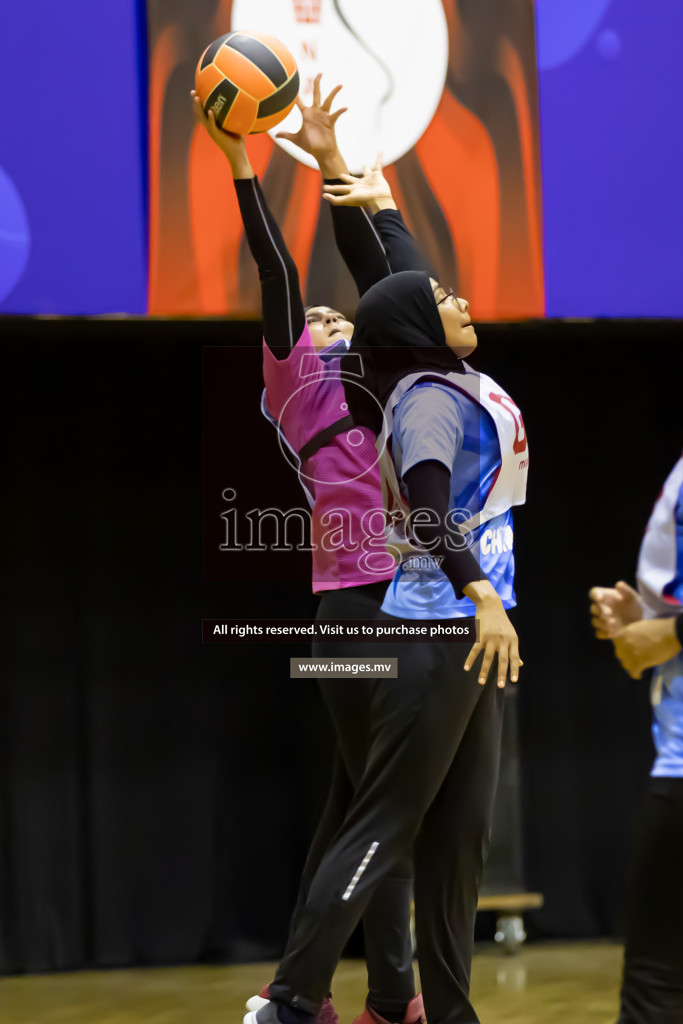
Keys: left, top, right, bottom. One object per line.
{"left": 270, "top": 611, "right": 505, "bottom": 1024}
{"left": 617, "top": 777, "right": 683, "bottom": 1024}
{"left": 284, "top": 584, "right": 415, "bottom": 1016}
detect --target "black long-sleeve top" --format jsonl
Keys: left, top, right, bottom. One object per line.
{"left": 234, "top": 175, "right": 395, "bottom": 353}
{"left": 233, "top": 176, "right": 437, "bottom": 350}
{"left": 233, "top": 174, "right": 483, "bottom": 595}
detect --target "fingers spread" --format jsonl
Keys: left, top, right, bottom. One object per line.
{"left": 510, "top": 640, "right": 521, "bottom": 683}
{"left": 312, "top": 72, "right": 322, "bottom": 107}
{"left": 330, "top": 107, "right": 347, "bottom": 125}
{"left": 498, "top": 646, "right": 509, "bottom": 688}
{"left": 478, "top": 641, "right": 496, "bottom": 685}
{"left": 463, "top": 641, "right": 482, "bottom": 672}
{"left": 322, "top": 83, "right": 343, "bottom": 111}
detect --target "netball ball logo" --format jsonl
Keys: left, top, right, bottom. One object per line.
{"left": 230, "top": 0, "right": 449, "bottom": 170}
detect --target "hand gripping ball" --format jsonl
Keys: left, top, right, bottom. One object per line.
{"left": 195, "top": 30, "right": 299, "bottom": 134}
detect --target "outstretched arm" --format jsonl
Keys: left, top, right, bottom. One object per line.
{"left": 373, "top": 209, "right": 437, "bottom": 277}
{"left": 323, "top": 158, "right": 437, "bottom": 278}
{"left": 192, "top": 92, "right": 304, "bottom": 357}
{"left": 277, "top": 75, "right": 391, "bottom": 297}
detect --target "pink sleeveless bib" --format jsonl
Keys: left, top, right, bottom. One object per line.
{"left": 262, "top": 327, "right": 395, "bottom": 592}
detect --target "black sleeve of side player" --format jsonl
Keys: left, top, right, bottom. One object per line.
{"left": 325, "top": 179, "right": 392, "bottom": 297}
{"left": 403, "top": 460, "right": 486, "bottom": 599}
{"left": 233, "top": 176, "right": 305, "bottom": 358}
{"left": 372, "top": 208, "right": 438, "bottom": 278}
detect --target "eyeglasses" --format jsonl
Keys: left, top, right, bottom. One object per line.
{"left": 435, "top": 288, "right": 454, "bottom": 306}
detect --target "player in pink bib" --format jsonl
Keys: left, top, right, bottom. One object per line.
{"left": 193, "top": 78, "right": 427, "bottom": 1024}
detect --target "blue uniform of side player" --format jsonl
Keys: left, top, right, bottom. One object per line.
{"left": 593, "top": 456, "right": 683, "bottom": 1024}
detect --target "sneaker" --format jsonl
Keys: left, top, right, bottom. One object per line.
{"left": 352, "top": 993, "right": 425, "bottom": 1024}
{"left": 245, "top": 987, "right": 339, "bottom": 1024}
{"left": 245, "top": 987, "right": 272, "bottom": 1014}
{"left": 244, "top": 1000, "right": 280, "bottom": 1024}
{"left": 245, "top": 995, "right": 270, "bottom": 1014}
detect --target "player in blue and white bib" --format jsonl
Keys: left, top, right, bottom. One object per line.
{"left": 264, "top": 161, "right": 527, "bottom": 1024}
{"left": 382, "top": 368, "right": 525, "bottom": 620}
{"left": 590, "top": 455, "right": 683, "bottom": 1024}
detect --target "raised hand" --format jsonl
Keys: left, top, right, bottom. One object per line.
{"left": 191, "top": 90, "right": 253, "bottom": 177}
{"left": 276, "top": 72, "right": 347, "bottom": 161}
{"left": 322, "top": 153, "right": 393, "bottom": 207}
{"left": 589, "top": 580, "right": 643, "bottom": 639}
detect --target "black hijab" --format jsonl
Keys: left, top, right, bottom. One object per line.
{"left": 341, "top": 271, "right": 464, "bottom": 434}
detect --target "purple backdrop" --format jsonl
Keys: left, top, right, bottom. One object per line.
{"left": 536, "top": 0, "right": 683, "bottom": 317}
{"left": 0, "top": 2, "right": 681, "bottom": 317}
{"left": 0, "top": 1, "right": 147, "bottom": 314}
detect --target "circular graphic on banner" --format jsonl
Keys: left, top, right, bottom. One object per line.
{"left": 0, "top": 167, "right": 30, "bottom": 305}
{"left": 596, "top": 29, "right": 621, "bottom": 60}
{"left": 535, "top": 0, "right": 614, "bottom": 70}
{"left": 231, "top": 0, "right": 449, "bottom": 170}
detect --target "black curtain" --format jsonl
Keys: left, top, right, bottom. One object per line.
{"left": 0, "top": 317, "right": 679, "bottom": 974}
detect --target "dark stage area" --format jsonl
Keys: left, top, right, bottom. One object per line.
{"left": 0, "top": 317, "right": 680, "bottom": 974}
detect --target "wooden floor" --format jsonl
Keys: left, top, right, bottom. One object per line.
{"left": 0, "top": 943, "right": 623, "bottom": 1023}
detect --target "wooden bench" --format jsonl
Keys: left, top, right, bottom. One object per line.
{"left": 478, "top": 891, "right": 544, "bottom": 953}
{"left": 410, "top": 891, "right": 544, "bottom": 955}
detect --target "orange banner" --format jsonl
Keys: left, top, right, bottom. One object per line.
{"left": 147, "top": 0, "right": 544, "bottom": 320}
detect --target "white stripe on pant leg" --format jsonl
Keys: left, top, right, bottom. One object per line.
{"left": 342, "top": 842, "right": 379, "bottom": 901}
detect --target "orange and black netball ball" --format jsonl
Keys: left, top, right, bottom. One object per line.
{"left": 195, "top": 30, "right": 299, "bottom": 134}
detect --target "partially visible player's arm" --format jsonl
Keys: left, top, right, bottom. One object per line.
{"left": 613, "top": 614, "right": 683, "bottom": 679}
{"left": 323, "top": 156, "right": 437, "bottom": 277}
{"left": 191, "top": 92, "right": 305, "bottom": 357}
{"left": 614, "top": 615, "right": 683, "bottom": 678}
{"left": 277, "top": 75, "right": 391, "bottom": 297}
